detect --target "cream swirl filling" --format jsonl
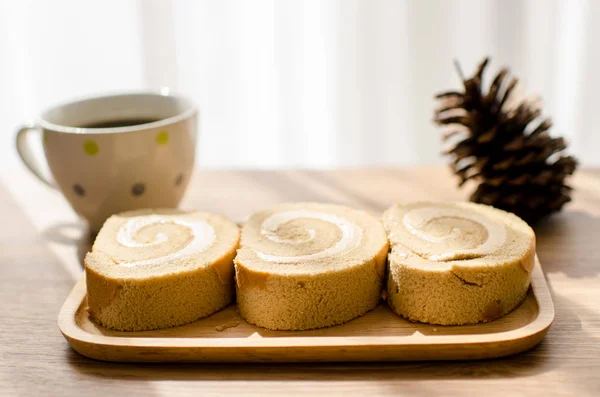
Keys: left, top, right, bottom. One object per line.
{"left": 402, "top": 206, "right": 506, "bottom": 261}
{"left": 116, "top": 215, "right": 216, "bottom": 267}
{"left": 255, "top": 210, "right": 363, "bottom": 263}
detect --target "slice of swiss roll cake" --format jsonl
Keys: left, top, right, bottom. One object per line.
{"left": 383, "top": 202, "right": 535, "bottom": 325}
{"left": 235, "top": 202, "right": 389, "bottom": 331}
{"left": 85, "top": 209, "right": 240, "bottom": 331}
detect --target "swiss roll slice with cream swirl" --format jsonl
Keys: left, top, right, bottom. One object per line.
{"left": 383, "top": 202, "right": 535, "bottom": 325}
{"left": 85, "top": 209, "right": 240, "bottom": 331}
{"left": 235, "top": 203, "right": 389, "bottom": 331}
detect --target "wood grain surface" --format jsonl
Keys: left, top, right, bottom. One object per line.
{"left": 1, "top": 167, "right": 599, "bottom": 396}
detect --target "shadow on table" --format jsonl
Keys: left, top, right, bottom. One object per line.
{"left": 42, "top": 222, "right": 94, "bottom": 267}
{"left": 64, "top": 345, "right": 554, "bottom": 379}
{"left": 535, "top": 210, "right": 600, "bottom": 278}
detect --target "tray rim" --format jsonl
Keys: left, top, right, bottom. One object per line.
{"left": 58, "top": 256, "right": 554, "bottom": 362}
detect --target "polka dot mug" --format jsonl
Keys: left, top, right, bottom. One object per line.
{"left": 16, "top": 92, "right": 197, "bottom": 232}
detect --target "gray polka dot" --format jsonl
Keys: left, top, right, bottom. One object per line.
{"left": 73, "top": 184, "right": 85, "bottom": 197}
{"left": 131, "top": 183, "right": 145, "bottom": 196}
{"left": 175, "top": 173, "right": 184, "bottom": 186}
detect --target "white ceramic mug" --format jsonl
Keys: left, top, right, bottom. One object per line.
{"left": 16, "top": 92, "right": 198, "bottom": 231}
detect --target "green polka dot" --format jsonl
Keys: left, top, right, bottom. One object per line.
{"left": 156, "top": 131, "right": 169, "bottom": 145}
{"left": 83, "top": 140, "right": 99, "bottom": 156}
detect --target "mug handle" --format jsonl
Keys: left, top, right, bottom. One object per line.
{"left": 15, "top": 124, "right": 56, "bottom": 189}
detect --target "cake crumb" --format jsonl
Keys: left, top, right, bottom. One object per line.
{"left": 216, "top": 321, "right": 240, "bottom": 332}
{"left": 432, "top": 328, "right": 438, "bottom": 332}
{"left": 380, "top": 290, "right": 388, "bottom": 301}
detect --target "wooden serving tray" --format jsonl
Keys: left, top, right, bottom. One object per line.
{"left": 58, "top": 257, "right": 554, "bottom": 363}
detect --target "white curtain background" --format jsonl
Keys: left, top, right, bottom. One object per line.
{"left": 0, "top": 0, "right": 598, "bottom": 169}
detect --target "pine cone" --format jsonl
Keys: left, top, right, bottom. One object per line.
{"left": 434, "top": 57, "right": 577, "bottom": 224}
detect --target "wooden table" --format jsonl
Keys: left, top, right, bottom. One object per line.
{"left": 1, "top": 167, "right": 599, "bottom": 396}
